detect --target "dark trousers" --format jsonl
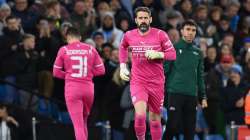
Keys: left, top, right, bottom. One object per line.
{"left": 164, "top": 94, "right": 197, "bottom": 140}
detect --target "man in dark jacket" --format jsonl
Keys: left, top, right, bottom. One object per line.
{"left": 0, "top": 15, "right": 23, "bottom": 104}
{"left": 15, "top": 34, "right": 39, "bottom": 110}
{"left": 164, "top": 20, "right": 208, "bottom": 140}
{"left": 221, "top": 65, "right": 248, "bottom": 139}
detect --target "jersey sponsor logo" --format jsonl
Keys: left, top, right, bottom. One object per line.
{"left": 130, "top": 45, "right": 160, "bottom": 53}
{"left": 179, "top": 49, "right": 182, "bottom": 54}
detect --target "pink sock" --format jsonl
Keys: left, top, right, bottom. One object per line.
{"left": 134, "top": 114, "right": 146, "bottom": 140}
{"left": 150, "top": 120, "right": 162, "bottom": 140}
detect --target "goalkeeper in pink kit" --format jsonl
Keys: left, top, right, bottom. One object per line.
{"left": 119, "top": 7, "right": 176, "bottom": 140}
{"left": 53, "top": 27, "right": 105, "bottom": 140}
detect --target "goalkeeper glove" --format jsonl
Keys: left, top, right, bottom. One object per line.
{"left": 120, "top": 63, "right": 130, "bottom": 81}
{"left": 145, "top": 50, "right": 164, "bottom": 60}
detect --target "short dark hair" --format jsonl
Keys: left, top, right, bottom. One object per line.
{"left": 6, "top": 15, "right": 18, "bottom": 22}
{"left": 134, "top": 6, "right": 151, "bottom": 17}
{"left": 66, "top": 27, "right": 81, "bottom": 38}
{"left": 181, "top": 19, "right": 198, "bottom": 29}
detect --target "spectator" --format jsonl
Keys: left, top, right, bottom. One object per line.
{"left": 50, "top": 21, "right": 72, "bottom": 50}
{"left": 235, "top": 16, "right": 250, "bottom": 49}
{"left": 203, "top": 64, "right": 222, "bottom": 137}
{"left": 84, "top": 38, "right": 95, "bottom": 47}
{"left": 177, "top": 0, "right": 193, "bottom": 20}
{"left": 70, "top": 0, "right": 96, "bottom": 40}
{"left": 12, "top": 0, "right": 38, "bottom": 33}
{"left": 92, "top": 31, "right": 105, "bottom": 53}
{"left": 209, "top": 6, "right": 223, "bottom": 27}
{"left": 163, "top": 10, "right": 182, "bottom": 31}
{"left": 45, "top": 0, "right": 69, "bottom": 29}
{"left": 109, "top": 0, "right": 132, "bottom": 30}
{"left": 238, "top": 37, "right": 250, "bottom": 65}
{"left": 97, "top": 11, "right": 123, "bottom": 48}
{"left": 35, "top": 17, "right": 61, "bottom": 70}
{"left": 0, "top": 15, "right": 23, "bottom": 104}
{"left": 221, "top": 64, "right": 248, "bottom": 139}
{"left": 105, "top": 67, "right": 127, "bottom": 140}
{"left": 218, "top": 33, "right": 235, "bottom": 53}
{"left": 0, "top": 3, "right": 11, "bottom": 35}
{"left": 96, "top": 1, "right": 111, "bottom": 16}
{"left": 101, "top": 43, "right": 113, "bottom": 61}
{"left": 239, "top": 0, "right": 250, "bottom": 19}
{"left": 199, "top": 37, "right": 208, "bottom": 58}
{"left": 167, "top": 28, "right": 180, "bottom": 44}
{"left": 218, "top": 44, "right": 233, "bottom": 59}
{"left": 117, "top": 16, "right": 131, "bottom": 32}
{"left": 215, "top": 54, "right": 234, "bottom": 87}
{"left": 217, "top": 15, "right": 233, "bottom": 39}
{"left": 204, "top": 46, "right": 218, "bottom": 73}
{"left": 104, "top": 48, "right": 119, "bottom": 81}
{"left": 159, "top": 0, "right": 177, "bottom": 25}
{"left": 225, "top": 1, "right": 241, "bottom": 32}
{"left": 214, "top": 0, "right": 230, "bottom": 10}
{"left": 0, "top": 103, "right": 19, "bottom": 140}
{"left": 29, "top": 0, "right": 47, "bottom": 17}
{"left": 120, "top": 84, "right": 136, "bottom": 140}
{"left": 15, "top": 34, "right": 39, "bottom": 111}
{"left": 96, "top": 1, "right": 111, "bottom": 27}
{"left": 243, "top": 57, "right": 250, "bottom": 83}
{"left": 193, "top": 5, "right": 211, "bottom": 37}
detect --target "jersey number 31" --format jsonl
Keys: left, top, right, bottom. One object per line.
{"left": 70, "top": 56, "right": 88, "bottom": 78}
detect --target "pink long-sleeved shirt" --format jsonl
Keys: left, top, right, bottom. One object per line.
{"left": 53, "top": 41, "right": 105, "bottom": 82}
{"left": 119, "top": 28, "right": 176, "bottom": 84}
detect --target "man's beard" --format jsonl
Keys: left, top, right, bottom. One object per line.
{"left": 138, "top": 23, "right": 149, "bottom": 33}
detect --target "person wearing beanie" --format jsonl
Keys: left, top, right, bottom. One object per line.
{"left": 221, "top": 64, "right": 248, "bottom": 139}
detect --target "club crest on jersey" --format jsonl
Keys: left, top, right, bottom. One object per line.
{"left": 179, "top": 49, "right": 182, "bottom": 54}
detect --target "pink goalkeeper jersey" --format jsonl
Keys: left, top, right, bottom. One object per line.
{"left": 119, "top": 28, "right": 176, "bottom": 84}
{"left": 53, "top": 41, "right": 105, "bottom": 82}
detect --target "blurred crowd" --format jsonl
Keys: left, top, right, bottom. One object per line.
{"left": 0, "top": 0, "right": 250, "bottom": 139}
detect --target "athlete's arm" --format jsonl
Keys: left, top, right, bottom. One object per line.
{"left": 53, "top": 47, "right": 66, "bottom": 79}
